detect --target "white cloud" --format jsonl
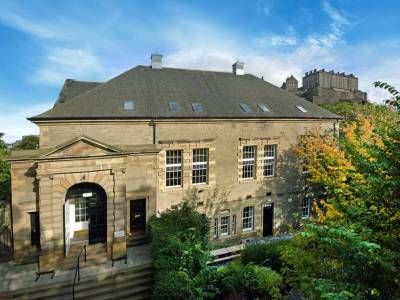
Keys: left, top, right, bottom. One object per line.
{"left": 0, "top": 12, "right": 58, "bottom": 39}
{"left": 256, "top": 27, "right": 298, "bottom": 47}
{"left": 31, "top": 48, "right": 107, "bottom": 86}
{"left": 0, "top": 102, "right": 53, "bottom": 143}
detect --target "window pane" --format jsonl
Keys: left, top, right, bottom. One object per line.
{"left": 166, "top": 150, "right": 183, "bottom": 187}
{"left": 123, "top": 100, "right": 134, "bottom": 110}
{"left": 75, "top": 198, "right": 88, "bottom": 222}
{"left": 191, "top": 103, "right": 204, "bottom": 112}
{"left": 239, "top": 103, "right": 253, "bottom": 112}
{"left": 257, "top": 104, "right": 270, "bottom": 112}
{"left": 296, "top": 105, "right": 308, "bottom": 112}
{"left": 264, "top": 145, "right": 276, "bottom": 177}
{"left": 242, "top": 206, "right": 254, "bottom": 230}
{"left": 242, "top": 146, "right": 256, "bottom": 179}
{"left": 302, "top": 197, "right": 311, "bottom": 218}
{"left": 192, "top": 148, "right": 208, "bottom": 184}
{"left": 169, "top": 101, "right": 180, "bottom": 112}
{"left": 221, "top": 216, "right": 230, "bottom": 236}
{"left": 214, "top": 218, "right": 218, "bottom": 239}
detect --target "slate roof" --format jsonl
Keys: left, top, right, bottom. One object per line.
{"left": 53, "top": 79, "right": 101, "bottom": 107}
{"left": 30, "top": 66, "right": 340, "bottom": 121}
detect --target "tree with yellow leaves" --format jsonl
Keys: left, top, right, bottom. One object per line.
{"left": 283, "top": 102, "right": 400, "bottom": 299}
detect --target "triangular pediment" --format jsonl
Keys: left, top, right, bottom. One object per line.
{"left": 42, "top": 136, "right": 120, "bottom": 158}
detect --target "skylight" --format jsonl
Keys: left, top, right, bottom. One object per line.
{"left": 191, "top": 103, "right": 204, "bottom": 112}
{"left": 123, "top": 100, "right": 134, "bottom": 111}
{"left": 239, "top": 103, "right": 253, "bottom": 113}
{"left": 296, "top": 105, "right": 308, "bottom": 113}
{"left": 169, "top": 101, "right": 180, "bottom": 112}
{"left": 258, "top": 104, "right": 270, "bottom": 112}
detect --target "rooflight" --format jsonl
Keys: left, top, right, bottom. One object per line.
{"left": 258, "top": 104, "right": 270, "bottom": 112}
{"left": 239, "top": 103, "right": 253, "bottom": 113}
{"left": 123, "top": 100, "right": 134, "bottom": 110}
{"left": 169, "top": 101, "right": 180, "bottom": 112}
{"left": 296, "top": 105, "right": 308, "bottom": 113}
{"left": 191, "top": 103, "right": 204, "bottom": 112}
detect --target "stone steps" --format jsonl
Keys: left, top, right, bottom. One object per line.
{"left": 2, "top": 263, "right": 154, "bottom": 300}
{"left": 61, "top": 244, "right": 108, "bottom": 270}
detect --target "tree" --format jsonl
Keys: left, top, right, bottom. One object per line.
{"left": 374, "top": 81, "right": 400, "bottom": 110}
{"left": 12, "top": 135, "right": 39, "bottom": 150}
{"left": 0, "top": 133, "right": 10, "bottom": 202}
{"left": 288, "top": 102, "right": 400, "bottom": 299}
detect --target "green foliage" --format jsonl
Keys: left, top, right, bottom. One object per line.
{"left": 149, "top": 202, "right": 211, "bottom": 298}
{"left": 218, "top": 260, "right": 283, "bottom": 300}
{"left": 0, "top": 133, "right": 10, "bottom": 202}
{"left": 282, "top": 222, "right": 398, "bottom": 299}
{"left": 374, "top": 81, "right": 400, "bottom": 110}
{"left": 240, "top": 240, "right": 291, "bottom": 272}
{"left": 193, "top": 267, "right": 223, "bottom": 299}
{"left": 12, "top": 135, "right": 39, "bottom": 150}
{"left": 290, "top": 102, "right": 400, "bottom": 299}
{"left": 153, "top": 270, "right": 196, "bottom": 300}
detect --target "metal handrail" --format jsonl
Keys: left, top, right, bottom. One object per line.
{"left": 72, "top": 244, "right": 87, "bottom": 300}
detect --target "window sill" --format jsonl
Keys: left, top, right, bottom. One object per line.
{"left": 242, "top": 228, "right": 254, "bottom": 232}
{"left": 238, "top": 178, "right": 257, "bottom": 184}
{"left": 192, "top": 182, "right": 208, "bottom": 186}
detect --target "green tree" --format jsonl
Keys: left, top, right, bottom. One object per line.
{"left": 0, "top": 133, "right": 10, "bottom": 202}
{"left": 288, "top": 102, "right": 400, "bottom": 299}
{"left": 374, "top": 81, "right": 400, "bottom": 110}
{"left": 12, "top": 135, "right": 39, "bottom": 150}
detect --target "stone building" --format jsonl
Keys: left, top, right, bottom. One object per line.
{"left": 282, "top": 69, "right": 368, "bottom": 105}
{"left": 281, "top": 75, "right": 298, "bottom": 92}
{"left": 8, "top": 54, "right": 340, "bottom": 271}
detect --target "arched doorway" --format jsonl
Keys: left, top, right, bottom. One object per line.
{"left": 64, "top": 183, "right": 107, "bottom": 255}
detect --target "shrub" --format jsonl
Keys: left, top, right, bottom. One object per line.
{"left": 218, "top": 261, "right": 283, "bottom": 299}
{"left": 241, "top": 239, "right": 291, "bottom": 272}
{"left": 149, "top": 202, "right": 211, "bottom": 298}
{"left": 153, "top": 270, "right": 196, "bottom": 300}
{"left": 194, "top": 267, "right": 223, "bottom": 299}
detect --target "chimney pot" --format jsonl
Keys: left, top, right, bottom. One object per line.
{"left": 232, "top": 61, "right": 244, "bottom": 75}
{"left": 151, "top": 53, "right": 163, "bottom": 69}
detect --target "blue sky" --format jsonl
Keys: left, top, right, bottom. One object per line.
{"left": 1, "top": 0, "right": 399, "bottom": 142}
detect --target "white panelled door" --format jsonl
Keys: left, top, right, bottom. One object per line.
{"left": 64, "top": 200, "right": 71, "bottom": 256}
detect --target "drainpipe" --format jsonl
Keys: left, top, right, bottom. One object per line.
{"left": 150, "top": 118, "right": 157, "bottom": 144}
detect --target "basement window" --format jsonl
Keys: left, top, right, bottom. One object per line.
{"left": 169, "top": 101, "right": 180, "bottom": 112}
{"left": 191, "top": 103, "right": 204, "bottom": 112}
{"left": 239, "top": 103, "right": 253, "bottom": 113}
{"left": 123, "top": 100, "right": 134, "bottom": 111}
{"left": 296, "top": 105, "right": 308, "bottom": 113}
{"left": 258, "top": 104, "right": 270, "bottom": 112}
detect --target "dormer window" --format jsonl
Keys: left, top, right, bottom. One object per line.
{"left": 296, "top": 105, "right": 308, "bottom": 113}
{"left": 169, "top": 101, "right": 180, "bottom": 112}
{"left": 123, "top": 100, "right": 134, "bottom": 111}
{"left": 258, "top": 104, "right": 270, "bottom": 112}
{"left": 239, "top": 103, "right": 252, "bottom": 113}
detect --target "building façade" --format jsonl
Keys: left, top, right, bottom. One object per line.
{"left": 8, "top": 54, "right": 340, "bottom": 271}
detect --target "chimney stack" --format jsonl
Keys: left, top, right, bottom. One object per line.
{"left": 151, "top": 53, "right": 162, "bottom": 69}
{"left": 232, "top": 61, "right": 244, "bottom": 75}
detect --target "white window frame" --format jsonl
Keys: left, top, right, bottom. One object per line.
{"left": 242, "top": 146, "right": 257, "bottom": 179}
{"left": 302, "top": 197, "right": 311, "bottom": 218}
{"left": 74, "top": 197, "right": 88, "bottom": 222}
{"left": 263, "top": 144, "right": 276, "bottom": 177}
{"left": 242, "top": 206, "right": 254, "bottom": 231}
{"left": 192, "top": 148, "right": 208, "bottom": 185}
{"left": 165, "top": 150, "right": 183, "bottom": 187}
{"left": 220, "top": 216, "right": 230, "bottom": 236}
